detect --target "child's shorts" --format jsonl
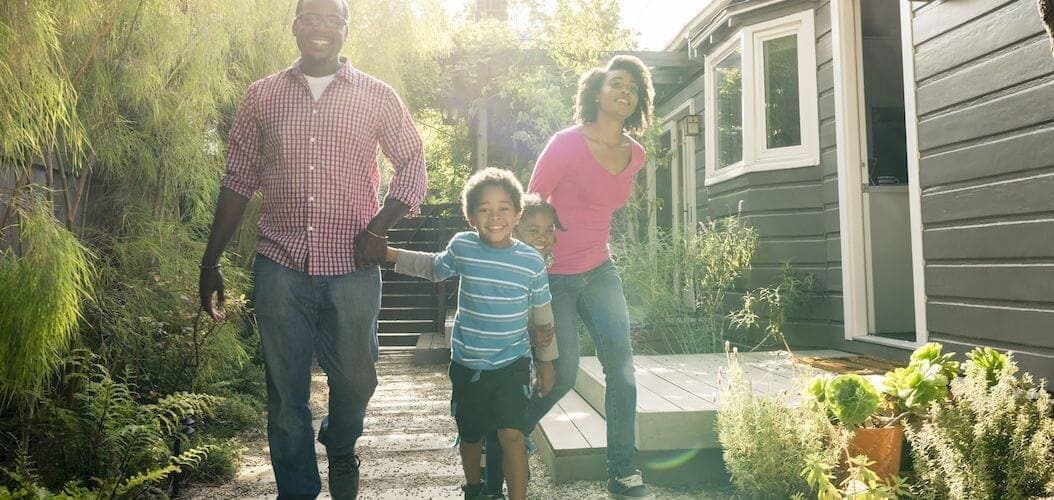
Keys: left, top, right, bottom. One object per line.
{"left": 448, "top": 357, "right": 532, "bottom": 443}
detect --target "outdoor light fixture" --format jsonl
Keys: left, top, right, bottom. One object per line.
{"left": 681, "top": 113, "right": 702, "bottom": 137}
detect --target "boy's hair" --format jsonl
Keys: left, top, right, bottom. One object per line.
{"left": 461, "top": 167, "right": 524, "bottom": 222}
{"left": 520, "top": 193, "right": 565, "bottom": 232}
{"left": 573, "top": 55, "right": 655, "bottom": 133}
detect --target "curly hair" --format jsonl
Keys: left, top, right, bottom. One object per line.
{"left": 519, "top": 193, "right": 565, "bottom": 232}
{"left": 573, "top": 55, "right": 655, "bottom": 133}
{"left": 460, "top": 167, "right": 524, "bottom": 222}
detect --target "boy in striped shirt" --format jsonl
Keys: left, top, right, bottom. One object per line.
{"left": 385, "top": 168, "right": 557, "bottom": 500}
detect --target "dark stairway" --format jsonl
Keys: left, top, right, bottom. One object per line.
{"left": 378, "top": 204, "right": 466, "bottom": 349}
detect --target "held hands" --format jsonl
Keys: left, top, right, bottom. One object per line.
{"left": 354, "top": 227, "right": 388, "bottom": 269}
{"left": 535, "top": 360, "right": 555, "bottom": 398}
{"left": 199, "top": 267, "right": 225, "bottom": 322}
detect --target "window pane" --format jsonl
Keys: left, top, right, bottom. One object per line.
{"left": 715, "top": 50, "right": 742, "bottom": 169}
{"left": 763, "top": 34, "right": 801, "bottom": 149}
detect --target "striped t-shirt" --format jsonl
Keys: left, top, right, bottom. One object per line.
{"left": 433, "top": 231, "right": 551, "bottom": 370}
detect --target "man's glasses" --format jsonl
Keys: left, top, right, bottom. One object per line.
{"left": 296, "top": 13, "right": 347, "bottom": 29}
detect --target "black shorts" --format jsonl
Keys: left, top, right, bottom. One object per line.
{"left": 449, "top": 357, "right": 532, "bottom": 443}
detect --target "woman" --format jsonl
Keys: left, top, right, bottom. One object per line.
{"left": 485, "top": 55, "right": 655, "bottom": 500}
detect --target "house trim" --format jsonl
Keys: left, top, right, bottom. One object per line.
{"left": 656, "top": 99, "right": 697, "bottom": 236}
{"left": 703, "top": 9, "right": 819, "bottom": 187}
{"left": 901, "top": 0, "right": 929, "bottom": 344}
{"left": 831, "top": 0, "right": 928, "bottom": 346}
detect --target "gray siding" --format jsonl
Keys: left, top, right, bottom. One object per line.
{"left": 698, "top": 1, "right": 846, "bottom": 347}
{"left": 913, "top": 0, "right": 1054, "bottom": 381}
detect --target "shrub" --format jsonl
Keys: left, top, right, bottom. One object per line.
{"left": 718, "top": 349, "right": 843, "bottom": 498}
{"left": 905, "top": 349, "right": 1054, "bottom": 499}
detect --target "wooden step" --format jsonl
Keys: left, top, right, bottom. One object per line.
{"left": 379, "top": 307, "right": 437, "bottom": 321}
{"left": 378, "top": 320, "right": 436, "bottom": 333}
{"left": 377, "top": 332, "right": 422, "bottom": 347}
{"left": 573, "top": 351, "right": 854, "bottom": 452}
{"left": 381, "top": 294, "right": 436, "bottom": 308}
{"left": 534, "top": 390, "right": 608, "bottom": 483}
{"left": 412, "top": 332, "right": 450, "bottom": 365}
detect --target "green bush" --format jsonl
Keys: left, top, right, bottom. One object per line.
{"left": 905, "top": 349, "right": 1054, "bottom": 499}
{"left": 718, "top": 350, "right": 843, "bottom": 498}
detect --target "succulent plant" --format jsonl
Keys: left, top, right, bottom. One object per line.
{"left": 823, "top": 374, "right": 881, "bottom": 428}
{"left": 964, "top": 347, "right": 1009, "bottom": 388}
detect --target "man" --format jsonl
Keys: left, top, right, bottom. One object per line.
{"left": 197, "top": 0, "right": 426, "bottom": 497}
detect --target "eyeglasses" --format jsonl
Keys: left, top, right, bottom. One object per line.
{"left": 296, "top": 13, "right": 347, "bottom": 29}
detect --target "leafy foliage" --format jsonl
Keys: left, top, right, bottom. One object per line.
{"left": 718, "top": 349, "right": 844, "bottom": 498}
{"left": 0, "top": 195, "right": 94, "bottom": 408}
{"left": 822, "top": 375, "right": 881, "bottom": 428}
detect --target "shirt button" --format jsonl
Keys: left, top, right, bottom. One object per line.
{"left": 307, "top": 226, "right": 314, "bottom": 232}
{"left": 308, "top": 196, "right": 314, "bottom": 202}
{"left": 308, "top": 165, "right": 315, "bottom": 171}
{"left": 309, "top": 137, "right": 316, "bottom": 143}
{"left": 312, "top": 109, "right": 318, "bottom": 115}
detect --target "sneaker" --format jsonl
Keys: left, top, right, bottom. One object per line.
{"left": 328, "top": 453, "right": 360, "bottom": 500}
{"left": 461, "top": 483, "right": 484, "bottom": 500}
{"left": 606, "top": 469, "right": 655, "bottom": 499}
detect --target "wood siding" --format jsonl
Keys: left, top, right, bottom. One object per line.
{"left": 693, "top": 1, "right": 846, "bottom": 347}
{"left": 913, "top": 0, "right": 1054, "bottom": 380}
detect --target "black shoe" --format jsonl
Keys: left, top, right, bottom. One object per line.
{"left": 606, "top": 469, "right": 655, "bottom": 499}
{"left": 461, "top": 483, "right": 484, "bottom": 500}
{"left": 328, "top": 453, "right": 360, "bottom": 500}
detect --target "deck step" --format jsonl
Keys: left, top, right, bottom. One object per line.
{"left": 534, "top": 390, "right": 608, "bottom": 483}
{"left": 571, "top": 350, "right": 855, "bottom": 451}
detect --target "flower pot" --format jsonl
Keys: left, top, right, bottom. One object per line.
{"left": 849, "top": 425, "right": 904, "bottom": 481}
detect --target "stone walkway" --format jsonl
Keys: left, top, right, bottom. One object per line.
{"left": 185, "top": 351, "right": 720, "bottom": 499}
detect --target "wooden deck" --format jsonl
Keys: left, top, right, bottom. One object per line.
{"left": 534, "top": 350, "right": 865, "bottom": 484}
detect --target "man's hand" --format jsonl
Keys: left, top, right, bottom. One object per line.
{"left": 535, "top": 360, "right": 555, "bottom": 398}
{"left": 199, "top": 268, "right": 226, "bottom": 322}
{"left": 529, "top": 322, "right": 555, "bottom": 348}
{"left": 354, "top": 229, "right": 388, "bottom": 269}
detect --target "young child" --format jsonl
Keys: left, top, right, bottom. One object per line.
{"left": 385, "top": 168, "right": 557, "bottom": 500}
{"left": 481, "top": 193, "right": 565, "bottom": 497}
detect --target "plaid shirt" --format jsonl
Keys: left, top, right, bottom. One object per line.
{"left": 222, "top": 59, "right": 426, "bottom": 275}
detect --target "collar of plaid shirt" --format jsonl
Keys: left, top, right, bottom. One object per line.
{"left": 221, "top": 58, "right": 427, "bottom": 276}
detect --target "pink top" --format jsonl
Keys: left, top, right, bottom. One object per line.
{"left": 527, "top": 126, "right": 646, "bottom": 275}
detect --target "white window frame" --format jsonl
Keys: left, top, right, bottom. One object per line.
{"left": 704, "top": 9, "right": 819, "bottom": 186}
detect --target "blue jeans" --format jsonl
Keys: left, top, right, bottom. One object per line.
{"left": 253, "top": 255, "right": 381, "bottom": 498}
{"left": 485, "top": 260, "right": 637, "bottom": 490}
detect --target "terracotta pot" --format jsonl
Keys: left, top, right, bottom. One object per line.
{"left": 849, "top": 425, "right": 904, "bottom": 481}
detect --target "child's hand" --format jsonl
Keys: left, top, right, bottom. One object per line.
{"left": 535, "top": 360, "right": 555, "bottom": 398}
{"left": 529, "top": 322, "right": 555, "bottom": 347}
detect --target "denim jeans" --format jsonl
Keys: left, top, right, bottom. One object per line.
{"left": 253, "top": 255, "right": 381, "bottom": 498}
{"left": 485, "top": 260, "right": 637, "bottom": 490}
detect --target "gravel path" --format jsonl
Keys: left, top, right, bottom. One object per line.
{"left": 185, "top": 351, "right": 723, "bottom": 499}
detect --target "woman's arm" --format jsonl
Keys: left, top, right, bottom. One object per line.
{"left": 527, "top": 132, "right": 570, "bottom": 198}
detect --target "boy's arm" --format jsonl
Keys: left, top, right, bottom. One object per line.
{"left": 389, "top": 247, "right": 444, "bottom": 282}
{"left": 530, "top": 303, "right": 558, "bottom": 361}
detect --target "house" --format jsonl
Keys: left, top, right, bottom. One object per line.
{"left": 649, "top": 0, "right": 1054, "bottom": 382}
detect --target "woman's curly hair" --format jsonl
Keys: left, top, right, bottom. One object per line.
{"left": 573, "top": 55, "right": 655, "bottom": 133}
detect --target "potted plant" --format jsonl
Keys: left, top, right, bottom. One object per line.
{"left": 804, "top": 342, "right": 960, "bottom": 480}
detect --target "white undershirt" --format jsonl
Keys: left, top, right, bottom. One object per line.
{"left": 303, "top": 73, "right": 337, "bottom": 101}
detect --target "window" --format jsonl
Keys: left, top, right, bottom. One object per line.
{"left": 715, "top": 49, "right": 742, "bottom": 169}
{"left": 704, "top": 10, "right": 819, "bottom": 185}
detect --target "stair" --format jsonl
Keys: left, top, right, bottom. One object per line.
{"left": 377, "top": 204, "right": 467, "bottom": 360}
{"left": 534, "top": 350, "right": 855, "bottom": 485}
